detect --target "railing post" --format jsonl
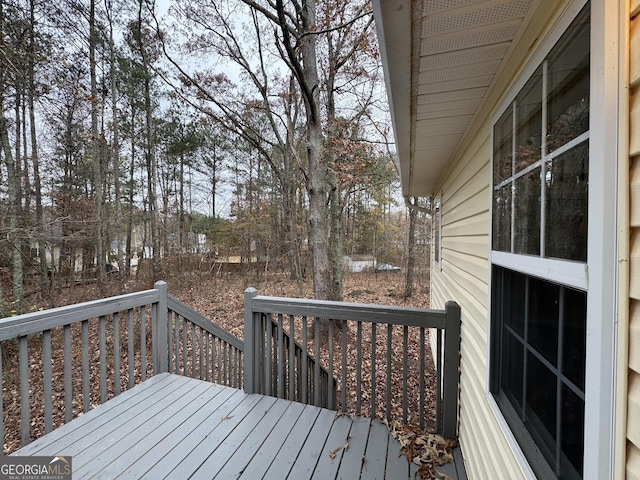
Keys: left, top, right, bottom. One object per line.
{"left": 244, "top": 288, "right": 258, "bottom": 394}
{"left": 442, "top": 301, "right": 461, "bottom": 439}
{"left": 153, "top": 281, "right": 169, "bottom": 374}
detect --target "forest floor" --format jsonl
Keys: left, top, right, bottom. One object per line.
{"left": 164, "top": 270, "right": 432, "bottom": 341}
{"left": 3, "top": 269, "right": 451, "bottom": 477}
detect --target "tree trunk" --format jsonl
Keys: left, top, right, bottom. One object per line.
{"left": 126, "top": 100, "right": 138, "bottom": 276}
{"left": 328, "top": 182, "right": 343, "bottom": 301}
{"left": 283, "top": 76, "right": 303, "bottom": 283}
{"left": 0, "top": 1, "right": 23, "bottom": 303}
{"left": 27, "top": 0, "right": 48, "bottom": 298}
{"left": 1, "top": 115, "right": 24, "bottom": 304}
{"left": 325, "top": 53, "right": 342, "bottom": 302}
{"left": 297, "top": 0, "right": 330, "bottom": 300}
{"left": 137, "top": 0, "right": 160, "bottom": 281}
{"left": 179, "top": 152, "right": 185, "bottom": 273}
{"left": 90, "top": 0, "right": 106, "bottom": 293}
{"left": 107, "top": 0, "right": 124, "bottom": 285}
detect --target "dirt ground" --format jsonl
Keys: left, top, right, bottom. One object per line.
{"left": 164, "top": 270, "right": 432, "bottom": 341}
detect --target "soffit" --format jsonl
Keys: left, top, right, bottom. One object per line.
{"left": 373, "top": 0, "right": 537, "bottom": 197}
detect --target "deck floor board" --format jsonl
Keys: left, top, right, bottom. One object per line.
{"left": 237, "top": 400, "right": 307, "bottom": 479}
{"left": 117, "top": 385, "right": 240, "bottom": 479}
{"left": 13, "top": 373, "right": 465, "bottom": 479}
{"left": 72, "top": 378, "right": 211, "bottom": 472}
{"left": 259, "top": 404, "right": 323, "bottom": 480}
{"left": 360, "top": 418, "right": 390, "bottom": 479}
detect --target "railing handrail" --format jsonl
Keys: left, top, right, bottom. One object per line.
{"left": 244, "top": 286, "right": 337, "bottom": 410}
{"left": 0, "top": 289, "right": 160, "bottom": 342}
{"left": 167, "top": 295, "right": 244, "bottom": 351}
{"left": 0, "top": 281, "right": 248, "bottom": 452}
{"left": 251, "top": 295, "right": 448, "bottom": 328}
{"left": 244, "top": 288, "right": 461, "bottom": 439}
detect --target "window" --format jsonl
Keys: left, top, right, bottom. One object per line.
{"left": 490, "top": 5, "right": 590, "bottom": 479}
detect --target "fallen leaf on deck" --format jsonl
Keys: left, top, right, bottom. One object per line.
{"left": 435, "top": 469, "right": 454, "bottom": 480}
{"left": 329, "top": 446, "right": 341, "bottom": 459}
{"left": 385, "top": 418, "right": 456, "bottom": 480}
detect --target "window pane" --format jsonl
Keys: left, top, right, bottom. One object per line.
{"left": 501, "top": 332, "right": 524, "bottom": 414}
{"left": 505, "top": 269, "right": 526, "bottom": 336}
{"left": 563, "top": 287, "right": 587, "bottom": 390}
{"left": 561, "top": 384, "right": 585, "bottom": 478}
{"left": 515, "top": 68, "right": 542, "bottom": 173}
{"left": 494, "top": 107, "right": 513, "bottom": 185}
{"left": 546, "top": 8, "right": 590, "bottom": 153}
{"left": 491, "top": 266, "right": 587, "bottom": 480}
{"left": 545, "top": 142, "right": 589, "bottom": 261}
{"left": 492, "top": 184, "right": 512, "bottom": 252}
{"left": 528, "top": 276, "right": 559, "bottom": 366}
{"left": 514, "top": 168, "right": 541, "bottom": 255}
{"left": 526, "top": 352, "right": 557, "bottom": 441}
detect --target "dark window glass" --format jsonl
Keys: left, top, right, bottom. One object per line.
{"left": 528, "top": 276, "right": 559, "bottom": 366}
{"left": 501, "top": 332, "right": 524, "bottom": 414}
{"left": 505, "top": 269, "right": 526, "bottom": 336}
{"left": 514, "top": 168, "right": 541, "bottom": 255}
{"left": 562, "top": 384, "right": 585, "bottom": 477}
{"left": 492, "top": 185, "right": 512, "bottom": 252}
{"left": 492, "top": 7, "right": 589, "bottom": 263}
{"left": 544, "top": 142, "right": 589, "bottom": 261}
{"left": 526, "top": 352, "right": 557, "bottom": 441}
{"left": 494, "top": 108, "right": 513, "bottom": 185}
{"left": 491, "top": 266, "right": 586, "bottom": 480}
{"left": 563, "top": 288, "right": 587, "bottom": 390}
{"left": 547, "top": 11, "right": 590, "bottom": 153}
{"left": 515, "top": 68, "right": 542, "bottom": 172}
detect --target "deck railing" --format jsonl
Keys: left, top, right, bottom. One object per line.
{"left": 243, "top": 288, "right": 461, "bottom": 438}
{"left": 243, "top": 289, "right": 336, "bottom": 409}
{"left": 0, "top": 280, "right": 460, "bottom": 454}
{"left": 166, "top": 295, "right": 244, "bottom": 388}
{"left": 0, "top": 281, "right": 243, "bottom": 452}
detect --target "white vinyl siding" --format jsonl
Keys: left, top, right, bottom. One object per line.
{"left": 628, "top": 0, "right": 640, "bottom": 477}
{"left": 431, "top": 136, "right": 528, "bottom": 479}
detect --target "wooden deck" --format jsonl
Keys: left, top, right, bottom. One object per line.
{"left": 13, "top": 373, "right": 466, "bottom": 479}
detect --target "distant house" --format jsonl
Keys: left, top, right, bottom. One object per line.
{"left": 343, "top": 255, "right": 375, "bottom": 273}
{"left": 374, "top": 0, "right": 634, "bottom": 479}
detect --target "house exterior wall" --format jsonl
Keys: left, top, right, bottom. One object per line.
{"left": 430, "top": 136, "right": 527, "bottom": 479}
{"left": 629, "top": 1, "right": 640, "bottom": 479}
{"left": 426, "top": 0, "right": 627, "bottom": 478}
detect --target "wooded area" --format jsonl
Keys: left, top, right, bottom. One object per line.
{"left": 0, "top": 0, "right": 431, "bottom": 316}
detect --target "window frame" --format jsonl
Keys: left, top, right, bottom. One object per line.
{"left": 486, "top": 0, "right": 619, "bottom": 478}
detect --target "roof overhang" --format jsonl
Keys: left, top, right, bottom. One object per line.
{"left": 373, "top": 0, "right": 537, "bottom": 197}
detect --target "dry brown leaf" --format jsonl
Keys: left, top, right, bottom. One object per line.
{"left": 435, "top": 470, "right": 454, "bottom": 480}
{"left": 385, "top": 418, "right": 456, "bottom": 480}
{"left": 329, "top": 446, "right": 341, "bottom": 459}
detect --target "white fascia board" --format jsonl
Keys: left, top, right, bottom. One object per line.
{"left": 372, "top": 0, "right": 413, "bottom": 196}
